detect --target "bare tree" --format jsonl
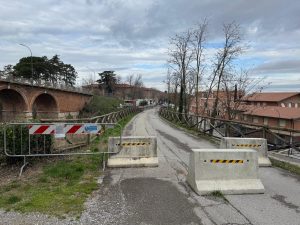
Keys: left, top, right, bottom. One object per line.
{"left": 192, "top": 19, "right": 208, "bottom": 115}
{"left": 208, "top": 22, "right": 243, "bottom": 119}
{"left": 116, "top": 75, "right": 122, "bottom": 84}
{"left": 134, "top": 74, "right": 143, "bottom": 87}
{"left": 186, "top": 70, "right": 196, "bottom": 111}
{"left": 82, "top": 73, "right": 96, "bottom": 86}
{"left": 169, "top": 71, "right": 181, "bottom": 110}
{"left": 126, "top": 74, "right": 134, "bottom": 86}
{"left": 168, "top": 30, "right": 194, "bottom": 114}
{"left": 164, "top": 68, "right": 172, "bottom": 105}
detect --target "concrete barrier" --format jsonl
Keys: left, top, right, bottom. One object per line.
{"left": 187, "top": 149, "right": 265, "bottom": 195}
{"left": 107, "top": 136, "right": 158, "bottom": 167}
{"left": 220, "top": 137, "right": 271, "bottom": 167}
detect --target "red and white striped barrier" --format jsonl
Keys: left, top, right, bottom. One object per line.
{"left": 64, "top": 124, "right": 85, "bottom": 134}
{"left": 29, "top": 124, "right": 101, "bottom": 135}
{"left": 29, "top": 125, "right": 56, "bottom": 135}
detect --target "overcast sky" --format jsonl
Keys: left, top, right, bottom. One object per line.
{"left": 0, "top": 0, "right": 299, "bottom": 92}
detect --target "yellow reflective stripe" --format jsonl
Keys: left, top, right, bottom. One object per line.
{"left": 210, "top": 159, "right": 244, "bottom": 164}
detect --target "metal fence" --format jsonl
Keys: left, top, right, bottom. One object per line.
{"left": 40, "top": 107, "right": 142, "bottom": 123}
{"left": 159, "top": 108, "right": 300, "bottom": 159}
{"left": 1, "top": 107, "right": 142, "bottom": 176}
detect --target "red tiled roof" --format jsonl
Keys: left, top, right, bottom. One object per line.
{"left": 242, "top": 105, "right": 300, "bottom": 119}
{"left": 245, "top": 92, "right": 299, "bottom": 102}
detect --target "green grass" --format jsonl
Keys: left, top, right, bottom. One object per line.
{"left": 208, "top": 191, "right": 228, "bottom": 202}
{"left": 0, "top": 113, "right": 137, "bottom": 218}
{"left": 80, "top": 95, "right": 123, "bottom": 117}
{"left": 270, "top": 158, "right": 300, "bottom": 176}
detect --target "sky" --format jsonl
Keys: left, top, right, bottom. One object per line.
{"left": 0, "top": 0, "right": 299, "bottom": 92}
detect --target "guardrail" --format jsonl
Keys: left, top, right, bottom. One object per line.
{"left": 159, "top": 108, "right": 300, "bottom": 159}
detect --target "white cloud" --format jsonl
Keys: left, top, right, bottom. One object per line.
{"left": 0, "top": 0, "right": 299, "bottom": 91}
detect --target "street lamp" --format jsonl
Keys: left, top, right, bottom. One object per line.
{"left": 19, "top": 43, "right": 33, "bottom": 83}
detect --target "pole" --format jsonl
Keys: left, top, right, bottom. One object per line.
{"left": 19, "top": 43, "right": 33, "bottom": 84}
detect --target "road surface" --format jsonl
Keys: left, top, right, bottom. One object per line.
{"left": 81, "top": 108, "right": 300, "bottom": 225}
{"left": 1, "top": 108, "right": 299, "bottom": 225}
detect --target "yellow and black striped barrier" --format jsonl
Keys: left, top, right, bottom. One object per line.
{"left": 108, "top": 136, "right": 158, "bottom": 168}
{"left": 232, "top": 144, "right": 261, "bottom": 148}
{"left": 209, "top": 159, "right": 244, "bottom": 163}
{"left": 116, "top": 142, "right": 151, "bottom": 147}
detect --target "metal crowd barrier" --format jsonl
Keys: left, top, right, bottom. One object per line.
{"left": 2, "top": 122, "right": 123, "bottom": 176}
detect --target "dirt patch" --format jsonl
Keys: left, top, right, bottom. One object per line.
{"left": 0, "top": 157, "right": 65, "bottom": 186}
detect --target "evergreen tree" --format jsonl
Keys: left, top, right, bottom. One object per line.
{"left": 97, "top": 71, "right": 117, "bottom": 95}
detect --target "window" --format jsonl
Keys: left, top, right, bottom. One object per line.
{"left": 263, "top": 117, "right": 268, "bottom": 125}
{"left": 257, "top": 102, "right": 260, "bottom": 106}
{"left": 281, "top": 103, "right": 285, "bottom": 107}
{"left": 288, "top": 103, "right": 292, "bottom": 108}
{"left": 263, "top": 102, "right": 267, "bottom": 106}
{"left": 243, "top": 115, "right": 248, "bottom": 121}
{"left": 279, "top": 119, "right": 286, "bottom": 127}
{"left": 296, "top": 103, "right": 299, "bottom": 108}
{"left": 253, "top": 117, "right": 259, "bottom": 123}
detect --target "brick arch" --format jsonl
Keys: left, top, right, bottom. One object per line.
{"left": 30, "top": 91, "right": 60, "bottom": 111}
{"left": 30, "top": 92, "right": 59, "bottom": 118}
{"left": 0, "top": 86, "right": 30, "bottom": 111}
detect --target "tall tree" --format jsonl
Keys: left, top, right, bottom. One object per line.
{"left": 168, "top": 30, "right": 194, "bottom": 114}
{"left": 97, "top": 71, "right": 117, "bottom": 95}
{"left": 210, "top": 22, "right": 243, "bottom": 119}
{"left": 192, "top": 19, "right": 208, "bottom": 115}
{"left": 4, "top": 55, "right": 78, "bottom": 87}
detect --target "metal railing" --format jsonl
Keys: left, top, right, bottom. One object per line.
{"left": 159, "top": 108, "right": 300, "bottom": 159}
{"left": 40, "top": 107, "right": 142, "bottom": 123}
{"left": 0, "top": 76, "right": 92, "bottom": 95}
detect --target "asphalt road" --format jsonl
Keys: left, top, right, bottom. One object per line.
{"left": 90, "top": 107, "right": 300, "bottom": 225}
{"left": 2, "top": 108, "right": 299, "bottom": 225}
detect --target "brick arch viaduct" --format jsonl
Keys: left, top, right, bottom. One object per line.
{"left": 0, "top": 80, "right": 92, "bottom": 121}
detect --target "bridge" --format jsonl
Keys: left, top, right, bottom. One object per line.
{"left": 0, "top": 78, "right": 92, "bottom": 121}
{"left": 0, "top": 107, "right": 299, "bottom": 224}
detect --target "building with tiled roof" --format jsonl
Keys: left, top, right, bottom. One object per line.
{"left": 238, "top": 92, "right": 300, "bottom": 130}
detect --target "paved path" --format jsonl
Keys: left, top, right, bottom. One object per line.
{"left": 90, "top": 108, "right": 300, "bottom": 225}
{"left": 1, "top": 108, "right": 299, "bottom": 225}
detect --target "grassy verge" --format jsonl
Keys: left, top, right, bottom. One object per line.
{"left": 0, "top": 113, "right": 136, "bottom": 218}
{"left": 80, "top": 95, "right": 123, "bottom": 117}
{"left": 270, "top": 158, "right": 300, "bottom": 176}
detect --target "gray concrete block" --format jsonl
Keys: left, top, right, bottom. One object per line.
{"left": 107, "top": 136, "right": 158, "bottom": 167}
{"left": 220, "top": 137, "right": 272, "bottom": 167}
{"left": 187, "top": 149, "right": 265, "bottom": 195}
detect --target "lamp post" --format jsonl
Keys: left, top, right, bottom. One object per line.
{"left": 19, "top": 43, "right": 33, "bottom": 84}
